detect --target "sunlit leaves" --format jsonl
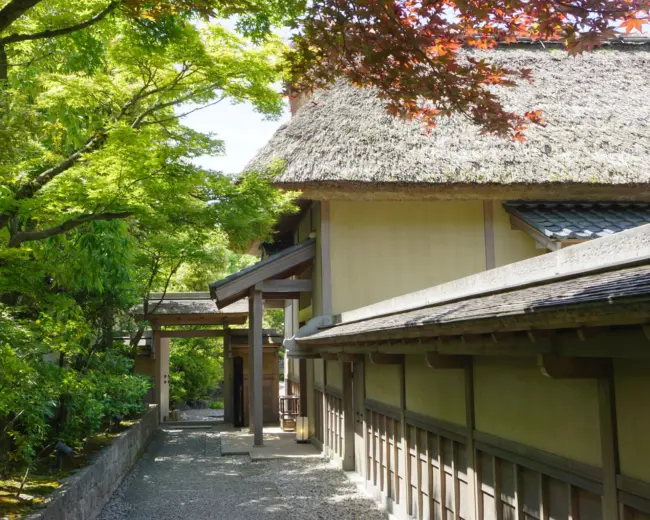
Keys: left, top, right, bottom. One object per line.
{"left": 289, "top": 0, "right": 649, "bottom": 138}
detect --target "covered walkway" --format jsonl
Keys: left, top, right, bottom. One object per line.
{"left": 97, "top": 426, "right": 386, "bottom": 520}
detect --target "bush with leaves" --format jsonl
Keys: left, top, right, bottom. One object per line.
{"left": 169, "top": 337, "right": 224, "bottom": 406}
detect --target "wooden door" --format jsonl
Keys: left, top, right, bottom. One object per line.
{"left": 353, "top": 360, "right": 365, "bottom": 476}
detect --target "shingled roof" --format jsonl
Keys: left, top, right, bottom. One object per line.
{"left": 298, "top": 263, "right": 650, "bottom": 344}
{"left": 250, "top": 40, "right": 650, "bottom": 198}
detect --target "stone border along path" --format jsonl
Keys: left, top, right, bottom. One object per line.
{"left": 97, "top": 427, "right": 387, "bottom": 520}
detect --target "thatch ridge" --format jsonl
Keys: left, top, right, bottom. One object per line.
{"left": 249, "top": 42, "right": 650, "bottom": 189}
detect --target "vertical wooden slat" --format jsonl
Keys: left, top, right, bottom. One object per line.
{"left": 539, "top": 473, "right": 548, "bottom": 520}
{"left": 384, "top": 417, "right": 393, "bottom": 497}
{"left": 395, "top": 417, "right": 401, "bottom": 505}
{"left": 365, "top": 409, "right": 371, "bottom": 482}
{"left": 494, "top": 456, "right": 503, "bottom": 520}
{"left": 453, "top": 441, "right": 460, "bottom": 520}
{"left": 417, "top": 428, "right": 423, "bottom": 519}
{"left": 466, "top": 362, "right": 478, "bottom": 520}
{"left": 427, "top": 431, "right": 434, "bottom": 519}
{"left": 514, "top": 463, "right": 524, "bottom": 520}
{"left": 569, "top": 484, "right": 580, "bottom": 520}
{"left": 379, "top": 414, "right": 385, "bottom": 492}
{"left": 400, "top": 359, "right": 410, "bottom": 516}
{"left": 372, "top": 410, "right": 377, "bottom": 486}
{"left": 539, "top": 473, "right": 549, "bottom": 520}
{"left": 439, "top": 435, "right": 447, "bottom": 517}
{"left": 476, "top": 451, "right": 484, "bottom": 520}
{"left": 598, "top": 372, "right": 620, "bottom": 520}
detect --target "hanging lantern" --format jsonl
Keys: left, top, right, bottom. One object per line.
{"left": 296, "top": 416, "right": 309, "bottom": 443}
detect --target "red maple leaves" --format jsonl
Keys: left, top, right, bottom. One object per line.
{"left": 288, "top": 0, "right": 650, "bottom": 139}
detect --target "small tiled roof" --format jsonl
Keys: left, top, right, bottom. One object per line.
{"left": 504, "top": 202, "right": 650, "bottom": 240}
{"left": 209, "top": 238, "right": 316, "bottom": 308}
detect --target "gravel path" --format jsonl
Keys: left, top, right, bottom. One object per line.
{"left": 98, "top": 428, "right": 387, "bottom": 520}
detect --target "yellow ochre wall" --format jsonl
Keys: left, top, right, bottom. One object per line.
{"left": 404, "top": 355, "right": 466, "bottom": 425}
{"left": 492, "top": 201, "right": 545, "bottom": 267}
{"left": 615, "top": 358, "right": 650, "bottom": 483}
{"left": 328, "top": 200, "right": 542, "bottom": 314}
{"left": 473, "top": 357, "right": 602, "bottom": 467}
{"left": 314, "top": 358, "right": 325, "bottom": 387}
{"left": 326, "top": 360, "right": 342, "bottom": 391}
{"left": 365, "top": 362, "right": 401, "bottom": 408}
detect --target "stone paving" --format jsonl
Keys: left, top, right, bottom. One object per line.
{"left": 178, "top": 408, "right": 224, "bottom": 421}
{"left": 97, "top": 427, "right": 387, "bottom": 520}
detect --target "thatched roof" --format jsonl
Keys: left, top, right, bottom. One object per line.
{"left": 250, "top": 40, "right": 650, "bottom": 197}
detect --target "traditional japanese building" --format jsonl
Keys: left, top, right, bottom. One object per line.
{"left": 206, "top": 39, "right": 650, "bottom": 520}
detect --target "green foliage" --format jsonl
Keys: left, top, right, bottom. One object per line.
{"left": 0, "top": 0, "right": 297, "bottom": 479}
{"left": 169, "top": 338, "right": 223, "bottom": 405}
{"left": 208, "top": 399, "right": 224, "bottom": 410}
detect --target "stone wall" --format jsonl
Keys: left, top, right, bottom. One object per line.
{"left": 26, "top": 405, "right": 159, "bottom": 520}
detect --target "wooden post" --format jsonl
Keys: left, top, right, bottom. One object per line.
{"left": 283, "top": 300, "right": 293, "bottom": 393}
{"left": 223, "top": 325, "right": 233, "bottom": 424}
{"left": 465, "top": 360, "right": 478, "bottom": 520}
{"left": 598, "top": 367, "right": 620, "bottom": 520}
{"left": 299, "top": 358, "right": 308, "bottom": 416}
{"left": 400, "top": 357, "right": 409, "bottom": 517}
{"left": 249, "top": 288, "right": 264, "bottom": 446}
{"left": 153, "top": 327, "right": 170, "bottom": 422}
{"left": 342, "top": 361, "right": 355, "bottom": 470}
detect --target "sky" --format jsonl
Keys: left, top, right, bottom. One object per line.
{"left": 181, "top": 17, "right": 292, "bottom": 176}
{"left": 183, "top": 97, "right": 291, "bottom": 176}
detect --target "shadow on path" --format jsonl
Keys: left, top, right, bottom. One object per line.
{"left": 98, "top": 428, "right": 387, "bottom": 520}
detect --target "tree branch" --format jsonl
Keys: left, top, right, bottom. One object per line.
{"left": 8, "top": 211, "right": 132, "bottom": 247}
{"left": 0, "top": 0, "right": 42, "bottom": 34}
{"left": 137, "top": 97, "right": 225, "bottom": 127}
{"left": 0, "top": 1, "right": 119, "bottom": 45}
{"left": 0, "top": 43, "right": 6, "bottom": 82}
{"left": 12, "top": 133, "right": 106, "bottom": 203}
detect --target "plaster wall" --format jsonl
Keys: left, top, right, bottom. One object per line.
{"left": 474, "top": 357, "right": 601, "bottom": 467}
{"left": 314, "top": 358, "right": 325, "bottom": 386}
{"left": 492, "top": 201, "right": 545, "bottom": 267}
{"left": 365, "top": 361, "right": 401, "bottom": 408}
{"left": 404, "top": 355, "right": 466, "bottom": 425}
{"left": 615, "top": 358, "right": 650, "bottom": 483}
{"left": 329, "top": 200, "right": 486, "bottom": 313}
{"left": 326, "top": 360, "right": 343, "bottom": 391}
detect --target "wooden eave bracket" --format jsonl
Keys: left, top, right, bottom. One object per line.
{"left": 425, "top": 352, "right": 471, "bottom": 369}
{"left": 369, "top": 352, "right": 404, "bottom": 365}
{"left": 338, "top": 352, "right": 364, "bottom": 363}
{"left": 320, "top": 352, "right": 340, "bottom": 361}
{"left": 539, "top": 353, "right": 610, "bottom": 379}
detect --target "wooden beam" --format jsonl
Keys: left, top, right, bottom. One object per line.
{"left": 159, "top": 329, "right": 224, "bottom": 338}
{"left": 483, "top": 200, "right": 496, "bottom": 270}
{"left": 258, "top": 279, "right": 313, "bottom": 293}
{"left": 320, "top": 201, "right": 333, "bottom": 315}
{"left": 369, "top": 352, "right": 404, "bottom": 365}
{"left": 509, "top": 214, "right": 560, "bottom": 251}
{"left": 426, "top": 352, "right": 471, "bottom": 369}
{"left": 320, "top": 352, "right": 340, "bottom": 361}
{"left": 338, "top": 352, "right": 364, "bottom": 363}
{"left": 539, "top": 353, "right": 610, "bottom": 379}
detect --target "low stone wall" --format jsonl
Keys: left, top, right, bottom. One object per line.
{"left": 26, "top": 404, "right": 159, "bottom": 520}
